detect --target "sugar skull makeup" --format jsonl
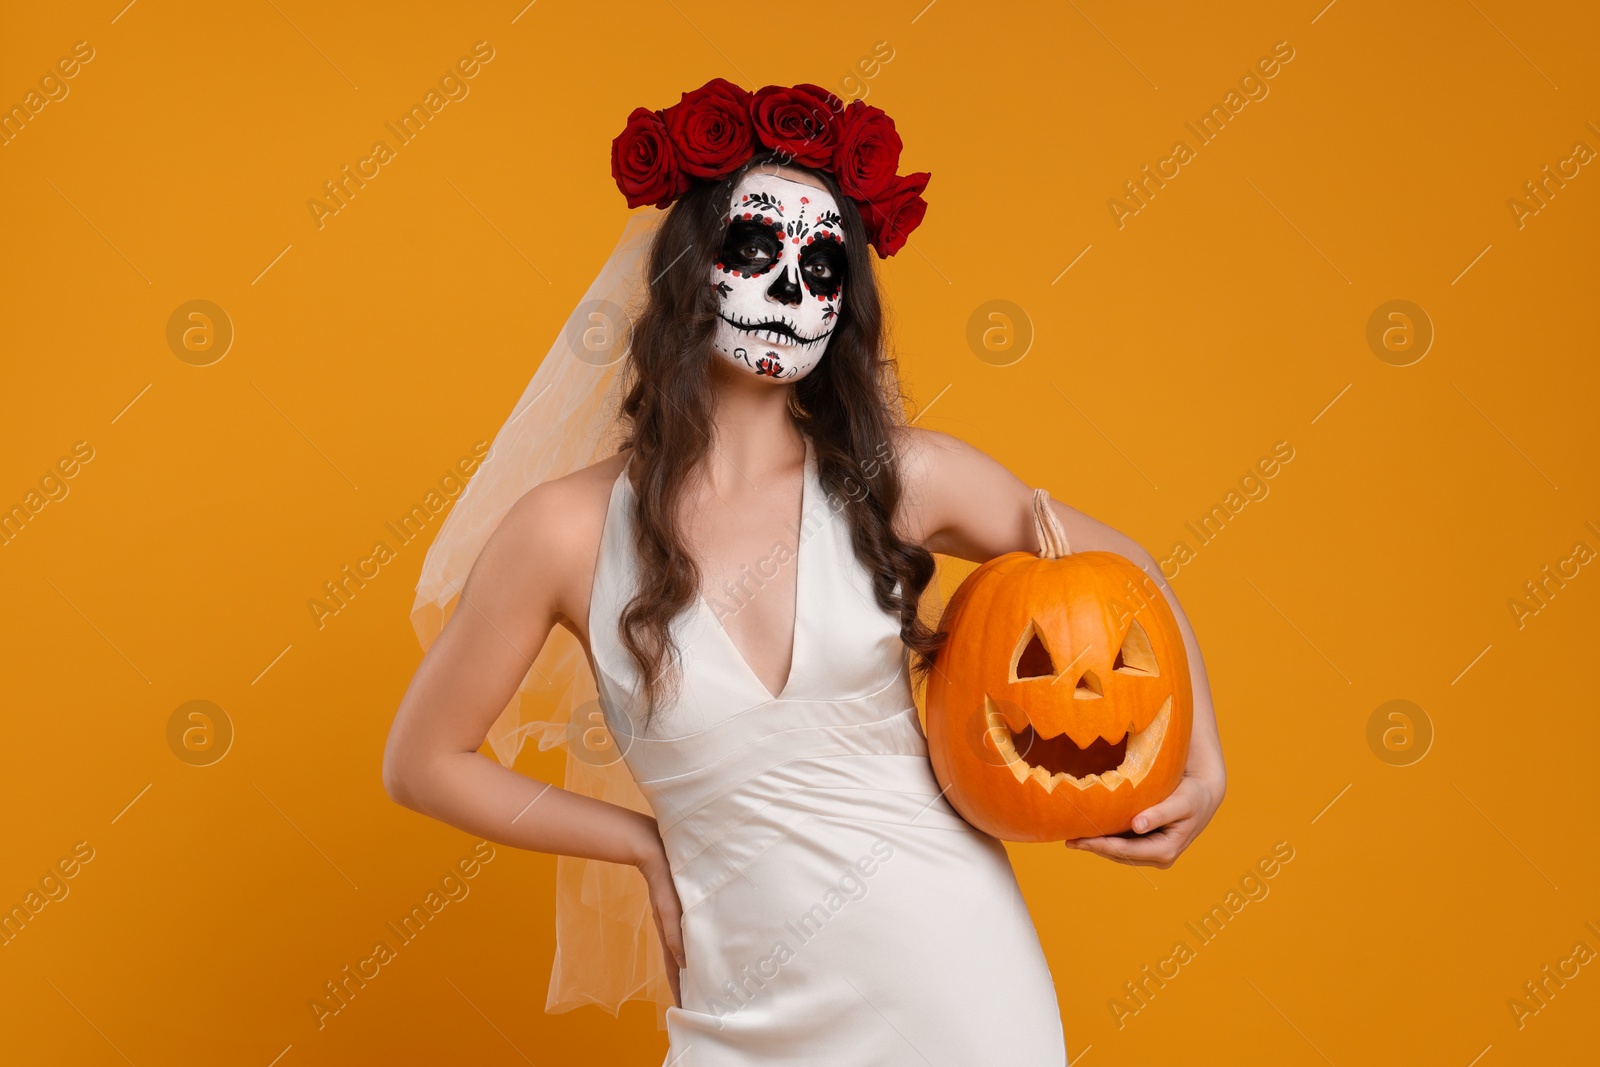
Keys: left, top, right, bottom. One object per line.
{"left": 709, "top": 171, "right": 846, "bottom": 382}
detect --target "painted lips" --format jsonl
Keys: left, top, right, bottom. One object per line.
{"left": 718, "top": 312, "right": 832, "bottom": 347}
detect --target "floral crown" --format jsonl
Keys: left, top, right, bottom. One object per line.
{"left": 610, "top": 78, "right": 931, "bottom": 258}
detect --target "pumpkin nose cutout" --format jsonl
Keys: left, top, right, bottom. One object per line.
{"left": 1113, "top": 618, "right": 1160, "bottom": 676}
{"left": 1074, "top": 670, "right": 1103, "bottom": 699}
{"left": 1014, "top": 626, "right": 1055, "bottom": 679}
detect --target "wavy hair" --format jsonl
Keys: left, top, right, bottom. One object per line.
{"left": 614, "top": 149, "right": 943, "bottom": 729}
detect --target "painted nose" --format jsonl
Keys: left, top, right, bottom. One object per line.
{"left": 765, "top": 264, "right": 802, "bottom": 307}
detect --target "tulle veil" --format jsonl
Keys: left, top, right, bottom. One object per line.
{"left": 409, "top": 208, "right": 676, "bottom": 1029}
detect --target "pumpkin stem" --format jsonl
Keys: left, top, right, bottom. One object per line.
{"left": 1032, "top": 488, "right": 1071, "bottom": 559}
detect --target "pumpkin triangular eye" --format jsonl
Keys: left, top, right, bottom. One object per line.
{"left": 1013, "top": 622, "right": 1056, "bottom": 679}
{"left": 1113, "top": 618, "right": 1159, "bottom": 676}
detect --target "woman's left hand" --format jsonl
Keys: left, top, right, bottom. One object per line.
{"left": 1064, "top": 765, "right": 1225, "bottom": 869}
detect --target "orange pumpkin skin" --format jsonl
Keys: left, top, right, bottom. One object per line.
{"left": 926, "top": 549, "right": 1192, "bottom": 843}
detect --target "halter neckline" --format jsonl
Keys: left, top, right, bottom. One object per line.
{"left": 613, "top": 434, "right": 815, "bottom": 706}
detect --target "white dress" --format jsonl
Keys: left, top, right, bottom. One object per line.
{"left": 588, "top": 435, "right": 1068, "bottom": 1066}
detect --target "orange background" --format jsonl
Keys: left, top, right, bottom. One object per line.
{"left": 3, "top": 1, "right": 1597, "bottom": 1064}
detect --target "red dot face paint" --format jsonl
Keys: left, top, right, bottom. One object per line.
{"left": 708, "top": 171, "right": 847, "bottom": 384}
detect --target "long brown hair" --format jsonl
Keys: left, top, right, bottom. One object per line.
{"left": 615, "top": 150, "right": 942, "bottom": 728}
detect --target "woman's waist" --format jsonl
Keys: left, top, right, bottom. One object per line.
{"left": 659, "top": 763, "right": 998, "bottom": 915}
{"left": 654, "top": 751, "right": 973, "bottom": 867}
{"left": 628, "top": 704, "right": 932, "bottom": 821}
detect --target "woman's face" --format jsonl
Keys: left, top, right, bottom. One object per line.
{"left": 708, "top": 168, "right": 847, "bottom": 383}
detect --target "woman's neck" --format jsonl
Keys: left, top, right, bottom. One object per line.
{"left": 702, "top": 356, "right": 806, "bottom": 490}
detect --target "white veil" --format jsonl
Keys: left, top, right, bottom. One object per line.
{"left": 409, "top": 207, "right": 676, "bottom": 1028}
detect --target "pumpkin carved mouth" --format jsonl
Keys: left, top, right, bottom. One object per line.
{"left": 984, "top": 695, "right": 1172, "bottom": 793}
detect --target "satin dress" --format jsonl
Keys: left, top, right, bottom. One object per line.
{"left": 588, "top": 435, "right": 1067, "bottom": 1065}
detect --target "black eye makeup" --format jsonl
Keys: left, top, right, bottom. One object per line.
{"left": 717, "top": 220, "right": 784, "bottom": 276}
{"left": 799, "top": 233, "right": 846, "bottom": 299}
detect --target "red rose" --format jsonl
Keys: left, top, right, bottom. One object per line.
{"left": 751, "top": 83, "right": 845, "bottom": 168}
{"left": 832, "top": 101, "right": 902, "bottom": 201}
{"left": 662, "top": 77, "right": 756, "bottom": 179}
{"left": 611, "top": 106, "right": 689, "bottom": 209}
{"left": 859, "top": 171, "right": 931, "bottom": 258}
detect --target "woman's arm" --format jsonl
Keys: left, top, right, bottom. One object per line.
{"left": 381, "top": 473, "right": 688, "bottom": 995}
{"left": 895, "top": 426, "right": 1225, "bottom": 868}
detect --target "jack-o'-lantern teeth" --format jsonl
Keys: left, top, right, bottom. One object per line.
{"left": 984, "top": 696, "right": 1172, "bottom": 794}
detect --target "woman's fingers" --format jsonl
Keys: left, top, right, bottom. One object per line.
{"left": 1130, "top": 781, "right": 1200, "bottom": 834}
{"left": 1062, "top": 771, "right": 1225, "bottom": 868}
{"left": 1068, "top": 825, "right": 1187, "bottom": 868}
{"left": 658, "top": 899, "right": 686, "bottom": 968}
{"left": 655, "top": 886, "right": 687, "bottom": 968}
{"left": 652, "top": 911, "right": 684, "bottom": 1007}
{"left": 644, "top": 863, "right": 688, "bottom": 1010}
{"left": 635, "top": 827, "right": 687, "bottom": 1008}
{"left": 666, "top": 958, "right": 682, "bottom": 1008}
{"left": 640, "top": 856, "right": 688, "bottom": 968}
{"left": 1066, "top": 797, "right": 1196, "bottom": 867}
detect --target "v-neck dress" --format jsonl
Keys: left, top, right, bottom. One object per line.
{"left": 587, "top": 435, "right": 1067, "bottom": 1065}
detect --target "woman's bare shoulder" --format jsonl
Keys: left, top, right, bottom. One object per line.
{"left": 887, "top": 424, "right": 986, "bottom": 477}
{"left": 884, "top": 424, "right": 970, "bottom": 541}
{"left": 884, "top": 425, "right": 1034, "bottom": 555}
{"left": 468, "top": 449, "right": 632, "bottom": 629}
{"left": 494, "top": 449, "right": 630, "bottom": 557}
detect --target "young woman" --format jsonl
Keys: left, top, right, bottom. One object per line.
{"left": 383, "top": 82, "right": 1224, "bottom": 1065}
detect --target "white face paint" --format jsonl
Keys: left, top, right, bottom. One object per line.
{"left": 709, "top": 171, "right": 847, "bottom": 382}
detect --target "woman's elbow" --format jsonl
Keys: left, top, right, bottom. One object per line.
{"left": 381, "top": 737, "right": 425, "bottom": 810}
{"left": 381, "top": 758, "right": 412, "bottom": 809}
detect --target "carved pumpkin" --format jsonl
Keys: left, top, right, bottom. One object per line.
{"left": 926, "top": 490, "right": 1192, "bottom": 842}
